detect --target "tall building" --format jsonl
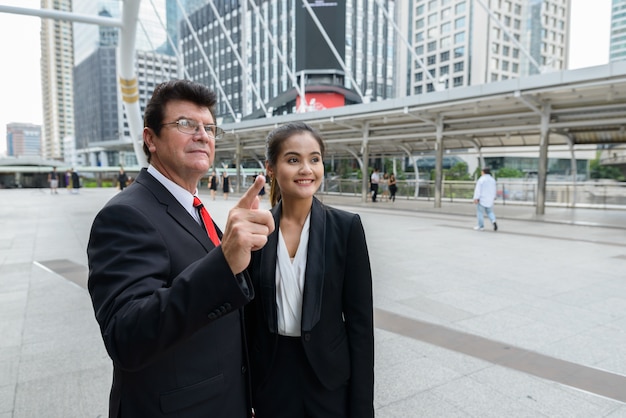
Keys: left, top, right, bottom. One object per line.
{"left": 74, "top": 47, "right": 179, "bottom": 167}
{"left": 405, "top": 0, "right": 570, "bottom": 96}
{"left": 180, "top": 0, "right": 397, "bottom": 121}
{"left": 610, "top": 0, "right": 626, "bottom": 62}
{"left": 40, "top": 0, "right": 75, "bottom": 161}
{"left": 6, "top": 123, "right": 42, "bottom": 158}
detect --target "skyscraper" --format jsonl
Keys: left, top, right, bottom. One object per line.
{"left": 405, "top": 0, "right": 570, "bottom": 96}
{"left": 179, "top": 0, "right": 397, "bottom": 121}
{"left": 610, "top": 0, "right": 626, "bottom": 62}
{"left": 40, "top": 0, "right": 75, "bottom": 161}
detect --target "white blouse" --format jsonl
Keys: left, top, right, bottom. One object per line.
{"left": 275, "top": 213, "right": 311, "bottom": 337}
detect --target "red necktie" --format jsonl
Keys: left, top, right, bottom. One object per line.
{"left": 193, "top": 196, "right": 220, "bottom": 246}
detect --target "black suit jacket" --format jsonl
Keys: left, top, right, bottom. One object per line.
{"left": 245, "top": 197, "right": 374, "bottom": 417}
{"left": 88, "top": 168, "right": 253, "bottom": 418}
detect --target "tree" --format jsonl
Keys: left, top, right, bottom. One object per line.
{"left": 590, "top": 154, "right": 625, "bottom": 181}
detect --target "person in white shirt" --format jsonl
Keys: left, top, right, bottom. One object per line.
{"left": 370, "top": 168, "right": 380, "bottom": 202}
{"left": 473, "top": 167, "right": 498, "bottom": 231}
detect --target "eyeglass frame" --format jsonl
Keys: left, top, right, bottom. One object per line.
{"left": 161, "top": 118, "right": 225, "bottom": 139}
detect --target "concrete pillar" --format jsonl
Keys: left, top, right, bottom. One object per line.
{"left": 434, "top": 115, "right": 444, "bottom": 208}
{"left": 536, "top": 104, "right": 551, "bottom": 215}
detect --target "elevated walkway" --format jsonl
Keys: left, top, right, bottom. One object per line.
{"left": 1, "top": 187, "right": 625, "bottom": 416}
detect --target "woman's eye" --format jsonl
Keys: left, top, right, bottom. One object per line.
{"left": 288, "top": 157, "right": 298, "bottom": 163}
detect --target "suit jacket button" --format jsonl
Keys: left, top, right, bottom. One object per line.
{"left": 304, "top": 333, "right": 311, "bottom": 342}
{"left": 208, "top": 313, "right": 217, "bottom": 320}
{"left": 241, "top": 366, "right": 247, "bottom": 374}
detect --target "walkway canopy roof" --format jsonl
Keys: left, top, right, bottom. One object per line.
{"left": 218, "top": 61, "right": 626, "bottom": 162}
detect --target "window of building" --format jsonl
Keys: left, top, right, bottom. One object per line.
{"left": 441, "top": 22, "right": 451, "bottom": 33}
{"left": 428, "top": 41, "right": 437, "bottom": 52}
{"left": 512, "top": 48, "right": 519, "bottom": 58}
{"left": 453, "top": 76, "right": 463, "bottom": 87}
{"left": 454, "top": 61, "right": 464, "bottom": 72}
{"left": 491, "top": 73, "right": 499, "bottom": 82}
{"left": 415, "top": 45, "right": 424, "bottom": 55}
{"left": 441, "top": 7, "right": 450, "bottom": 20}
{"left": 454, "top": 32, "right": 465, "bottom": 44}
{"left": 428, "top": 27, "right": 438, "bottom": 38}
{"left": 427, "top": 55, "right": 436, "bottom": 65}
{"left": 414, "top": 85, "right": 423, "bottom": 95}
{"left": 440, "top": 65, "right": 449, "bottom": 75}
{"left": 428, "top": 0, "right": 437, "bottom": 11}
{"left": 416, "top": 19, "right": 424, "bottom": 29}
{"left": 455, "top": 16, "right": 465, "bottom": 29}
{"left": 416, "top": 32, "right": 424, "bottom": 42}
{"left": 415, "top": 72, "right": 423, "bottom": 82}
{"left": 454, "top": 46, "right": 464, "bottom": 58}
{"left": 440, "top": 50, "right": 450, "bottom": 61}
{"left": 428, "top": 13, "right": 437, "bottom": 25}
{"left": 502, "top": 60, "right": 509, "bottom": 71}
{"left": 502, "top": 45, "right": 510, "bottom": 56}
{"left": 416, "top": 4, "right": 424, "bottom": 15}
{"left": 455, "top": 1, "right": 466, "bottom": 14}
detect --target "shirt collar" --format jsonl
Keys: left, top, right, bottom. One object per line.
{"left": 147, "top": 165, "right": 200, "bottom": 222}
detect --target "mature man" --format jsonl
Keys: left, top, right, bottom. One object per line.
{"left": 87, "top": 79, "right": 274, "bottom": 417}
{"left": 473, "top": 167, "right": 498, "bottom": 231}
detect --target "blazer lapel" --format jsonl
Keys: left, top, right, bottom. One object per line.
{"left": 136, "top": 169, "right": 216, "bottom": 252}
{"left": 260, "top": 204, "right": 281, "bottom": 333}
{"left": 301, "top": 197, "right": 326, "bottom": 332}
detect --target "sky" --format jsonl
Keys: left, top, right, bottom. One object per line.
{"left": 0, "top": 0, "right": 613, "bottom": 156}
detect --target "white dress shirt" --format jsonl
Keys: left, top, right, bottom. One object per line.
{"left": 275, "top": 213, "right": 311, "bottom": 337}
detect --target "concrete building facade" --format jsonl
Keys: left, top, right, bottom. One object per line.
{"left": 6, "top": 123, "right": 42, "bottom": 158}
{"left": 40, "top": 0, "right": 75, "bottom": 161}
{"left": 405, "top": 0, "right": 570, "bottom": 95}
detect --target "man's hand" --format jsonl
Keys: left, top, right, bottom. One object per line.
{"left": 221, "top": 175, "right": 275, "bottom": 274}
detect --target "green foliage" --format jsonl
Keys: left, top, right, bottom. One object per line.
{"left": 496, "top": 167, "right": 524, "bottom": 178}
{"left": 590, "top": 157, "right": 625, "bottom": 181}
{"left": 443, "top": 162, "right": 471, "bottom": 180}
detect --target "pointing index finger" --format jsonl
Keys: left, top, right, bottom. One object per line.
{"left": 235, "top": 175, "right": 266, "bottom": 209}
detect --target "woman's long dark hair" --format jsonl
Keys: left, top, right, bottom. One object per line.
{"left": 265, "top": 122, "right": 325, "bottom": 206}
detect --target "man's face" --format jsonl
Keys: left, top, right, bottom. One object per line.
{"left": 144, "top": 100, "right": 215, "bottom": 190}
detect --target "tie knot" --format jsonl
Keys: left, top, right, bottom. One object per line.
{"left": 193, "top": 196, "right": 203, "bottom": 209}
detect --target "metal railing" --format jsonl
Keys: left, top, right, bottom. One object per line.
{"left": 320, "top": 178, "right": 626, "bottom": 209}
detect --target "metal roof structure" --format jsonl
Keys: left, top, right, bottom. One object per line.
{"left": 219, "top": 61, "right": 626, "bottom": 160}
{"left": 217, "top": 61, "right": 626, "bottom": 214}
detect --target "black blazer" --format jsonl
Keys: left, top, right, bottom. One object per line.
{"left": 245, "top": 197, "right": 374, "bottom": 417}
{"left": 88, "top": 168, "right": 253, "bottom": 418}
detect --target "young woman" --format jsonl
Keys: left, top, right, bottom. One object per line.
{"left": 388, "top": 173, "right": 398, "bottom": 202}
{"left": 245, "top": 122, "right": 374, "bottom": 418}
{"left": 208, "top": 169, "right": 218, "bottom": 200}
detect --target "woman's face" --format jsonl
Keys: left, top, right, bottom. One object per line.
{"left": 267, "top": 132, "right": 323, "bottom": 202}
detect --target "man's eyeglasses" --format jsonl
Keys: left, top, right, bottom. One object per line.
{"left": 161, "top": 119, "right": 225, "bottom": 139}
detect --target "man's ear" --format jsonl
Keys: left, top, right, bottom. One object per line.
{"left": 143, "top": 127, "right": 157, "bottom": 153}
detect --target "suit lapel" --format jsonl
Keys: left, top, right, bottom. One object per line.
{"left": 136, "top": 169, "right": 216, "bottom": 252}
{"left": 302, "top": 197, "right": 326, "bottom": 332}
{"left": 260, "top": 204, "right": 281, "bottom": 333}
